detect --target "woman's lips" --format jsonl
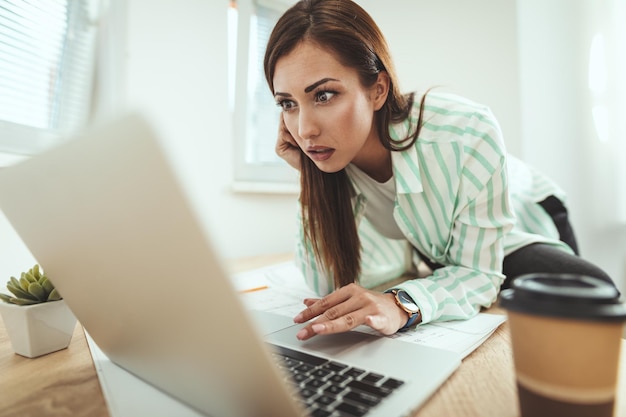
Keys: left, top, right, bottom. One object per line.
{"left": 306, "top": 147, "right": 335, "bottom": 161}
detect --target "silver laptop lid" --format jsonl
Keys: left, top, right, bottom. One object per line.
{"left": 0, "top": 114, "right": 302, "bottom": 417}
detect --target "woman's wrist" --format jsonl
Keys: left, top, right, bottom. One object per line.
{"left": 386, "top": 289, "right": 421, "bottom": 331}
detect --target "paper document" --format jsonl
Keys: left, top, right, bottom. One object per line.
{"left": 233, "top": 261, "right": 506, "bottom": 359}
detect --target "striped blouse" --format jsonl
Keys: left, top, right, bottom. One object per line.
{"left": 294, "top": 92, "right": 573, "bottom": 325}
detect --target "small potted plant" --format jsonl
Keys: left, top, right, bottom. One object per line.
{"left": 0, "top": 264, "right": 77, "bottom": 358}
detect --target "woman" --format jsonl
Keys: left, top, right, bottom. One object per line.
{"left": 263, "top": 0, "right": 611, "bottom": 341}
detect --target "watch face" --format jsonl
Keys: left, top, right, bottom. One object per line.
{"left": 397, "top": 290, "right": 419, "bottom": 312}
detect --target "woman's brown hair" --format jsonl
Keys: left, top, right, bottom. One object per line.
{"left": 264, "top": 0, "right": 426, "bottom": 289}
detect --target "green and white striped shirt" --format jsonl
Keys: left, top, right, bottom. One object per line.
{"left": 295, "top": 92, "right": 573, "bottom": 325}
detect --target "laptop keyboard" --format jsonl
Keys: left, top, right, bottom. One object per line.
{"left": 269, "top": 344, "right": 405, "bottom": 417}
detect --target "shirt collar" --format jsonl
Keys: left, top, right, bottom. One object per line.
{"left": 389, "top": 119, "right": 424, "bottom": 195}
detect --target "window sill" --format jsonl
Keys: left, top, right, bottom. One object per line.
{"left": 0, "top": 153, "right": 28, "bottom": 168}
{"left": 231, "top": 181, "right": 299, "bottom": 195}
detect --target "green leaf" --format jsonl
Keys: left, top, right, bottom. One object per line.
{"left": 28, "top": 282, "right": 46, "bottom": 301}
{"left": 11, "top": 297, "right": 39, "bottom": 305}
{"left": 19, "top": 275, "right": 30, "bottom": 291}
{"left": 40, "top": 277, "right": 54, "bottom": 295}
{"left": 47, "top": 288, "right": 62, "bottom": 301}
{"left": 0, "top": 293, "right": 12, "bottom": 303}
{"left": 32, "top": 264, "right": 41, "bottom": 279}
{"left": 24, "top": 272, "right": 37, "bottom": 284}
{"left": 9, "top": 276, "right": 20, "bottom": 289}
{"left": 7, "top": 282, "right": 38, "bottom": 301}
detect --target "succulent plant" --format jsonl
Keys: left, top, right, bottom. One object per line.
{"left": 0, "top": 264, "right": 62, "bottom": 305}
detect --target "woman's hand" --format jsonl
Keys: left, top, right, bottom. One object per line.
{"left": 275, "top": 113, "right": 301, "bottom": 170}
{"left": 293, "top": 283, "right": 409, "bottom": 340}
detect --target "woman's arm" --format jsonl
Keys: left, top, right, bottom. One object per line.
{"left": 387, "top": 100, "right": 517, "bottom": 324}
{"left": 391, "top": 159, "right": 514, "bottom": 324}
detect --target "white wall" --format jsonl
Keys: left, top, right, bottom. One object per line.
{"left": 360, "top": 0, "right": 523, "bottom": 155}
{"left": 120, "top": 0, "right": 299, "bottom": 263}
{"left": 517, "top": 0, "right": 626, "bottom": 291}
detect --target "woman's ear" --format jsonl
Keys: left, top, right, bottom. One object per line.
{"left": 371, "top": 71, "right": 390, "bottom": 111}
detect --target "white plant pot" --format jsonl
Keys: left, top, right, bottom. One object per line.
{"left": 0, "top": 299, "right": 77, "bottom": 358}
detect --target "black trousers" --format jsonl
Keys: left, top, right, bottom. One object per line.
{"left": 500, "top": 243, "right": 613, "bottom": 289}
{"left": 418, "top": 195, "right": 614, "bottom": 289}
{"left": 501, "top": 196, "right": 613, "bottom": 289}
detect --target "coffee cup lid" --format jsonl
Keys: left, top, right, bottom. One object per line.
{"left": 499, "top": 273, "right": 626, "bottom": 321}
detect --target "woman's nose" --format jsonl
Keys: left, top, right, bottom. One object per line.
{"left": 297, "top": 108, "right": 320, "bottom": 140}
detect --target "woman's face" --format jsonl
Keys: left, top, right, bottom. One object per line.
{"left": 272, "top": 41, "right": 387, "bottom": 174}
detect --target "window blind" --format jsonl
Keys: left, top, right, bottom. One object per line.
{"left": 0, "top": 0, "right": 98, "bottom": 155}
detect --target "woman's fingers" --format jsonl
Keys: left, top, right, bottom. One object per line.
{"left": 293, "top": 284, "right": 406, "bottom": 340}
{"left": 275, "top": 113, "right": 301, "bottom": 170}
{"left": 302, "top": 298, "right": 319, "bottom": 308}
{"left": 295, "top": 289, "right": 352, "bottom": 324}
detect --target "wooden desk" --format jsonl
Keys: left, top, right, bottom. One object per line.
{"left": 1, "top": 254, "right": 625, "bottom": 417}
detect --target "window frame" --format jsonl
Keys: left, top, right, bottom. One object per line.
{"left": 230, "top": 0, "right": 299, "bottom": 193}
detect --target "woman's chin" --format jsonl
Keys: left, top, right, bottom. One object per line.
{"left": 312, "top": 161, "right": 346, "bottom": 174}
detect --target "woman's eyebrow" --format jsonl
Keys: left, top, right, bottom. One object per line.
{"left": 274, "top": 77, "right": 340, "bottom": 98}
{"left": 304, "top": 77, "right": 339, "bottom": 93}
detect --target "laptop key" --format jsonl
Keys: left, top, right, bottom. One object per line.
{"left": 335, "top": 400, "right": 369, "bottom": 417}
{"left": 295, "top": 363, "right": 316, "bottom": 373}
{"left": 347, "top": 380, "right": 393, "bottom": 398}
{"left": 343, "top": 368, "right": 366, "bottom": 379}
{"left": 323, "top": 361, "right": 348, "bottom": 372}
{"left": 381, "top": 377, "right": 404, "bottom": 389}
{"left": 360, "top": 372, "right": 384, "bottom": 384}
{"left": 274, "top": 355, "right": 300, "bottom": 369}
{"left": 300, "top": 388, "right": 318, "bottom": 399}
{"left": 344, "top": 390, "right": 382, "bottom": 407}
{"left": 315, "top": 394, "right": 337, "bottom": 407}
{"left": 293, "top": 373, "right": 311, "bottom": 384}
{"left": 312, "top": 368, "right": 333, "bottom": 379}
{"left": 329, "top": 374, "right": 351, "bottom": 385}
{"left": 323, "top": 384, "right": 347, "bottom": 397}
{"left": 311, "top": 409, "right": 333, "bottom": 417}
{"left": 305, "top": 378, "right": 328, "bottom": 390}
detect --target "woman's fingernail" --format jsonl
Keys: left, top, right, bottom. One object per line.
{"left": 296, "top": 328, "right": 308, "bottom": 340}
{"left": 312, "top": 323, "right": 325, "bottom": 333}
{"left": 293, "top": 313, "right": 303, "bottom": 323}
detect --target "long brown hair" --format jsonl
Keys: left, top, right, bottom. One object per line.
{"left": 264, "top": 0, "right": 426, "bottom": 288}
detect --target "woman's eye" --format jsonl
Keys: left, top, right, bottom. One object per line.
{"left": 316, "top": 91, "right": 336, "bottom": 103}
{"left": 277, "top": 100, "right": 296, "bottom": 111}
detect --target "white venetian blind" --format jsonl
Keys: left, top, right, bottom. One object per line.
{"left": 0, "top": 0, "right": 98, "bottom": 156}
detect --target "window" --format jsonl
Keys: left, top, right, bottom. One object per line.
{"left": 0, "top": 0, "right": 99, "bottom": 160}
{"left": 230, "top": 0, "right": 298, "bottom": 193}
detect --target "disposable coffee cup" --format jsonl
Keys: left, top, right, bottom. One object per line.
{"left": 500, "top": 273, "right": 626, "bottom": 417}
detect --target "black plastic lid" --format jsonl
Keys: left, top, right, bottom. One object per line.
{"left": 499, "top": 273, "right": 626, "bottom": 322}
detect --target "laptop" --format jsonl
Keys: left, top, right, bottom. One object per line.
{"left": 0, "top": 113, "right": 460, "bottom": 417}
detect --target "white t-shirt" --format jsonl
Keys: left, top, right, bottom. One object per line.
{"left": 346, "top": 164, "right": 405, "bottom": 240}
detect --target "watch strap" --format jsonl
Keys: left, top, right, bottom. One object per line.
{"left": 401, "top": 311, "right": 421, "bottom": 330}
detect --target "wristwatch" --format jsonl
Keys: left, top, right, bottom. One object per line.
{"left": 387, "top": 289, "right": 421, "bottom": 331}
